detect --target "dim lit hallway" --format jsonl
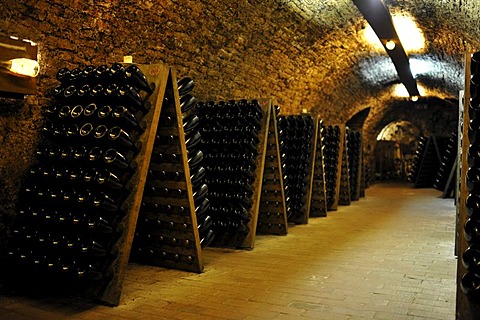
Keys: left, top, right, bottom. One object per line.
{"left": 0, "top": 183, "right": 457, "bottom": 319}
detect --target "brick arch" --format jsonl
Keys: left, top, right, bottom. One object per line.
{"left": 362, "top": 98, "right": 457, "bottom": 177}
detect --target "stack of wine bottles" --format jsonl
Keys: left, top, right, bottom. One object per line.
{"left": 130, "top": 74, "right": 210, "bottom": 272}
{"left": 309, "top": 118, "right": 328, "bottom": 217}
{"left": 257, "top": 103, "right": 288, "bottom": 235}
{"left": 348, "top": 130, "right": 363, "bottom": 201}
{"left": 408, "top": 136, "right": 442, "bottom": 188}
{"left": 6, "top": 63, "right": 153, "bottom": 288}
{"left": 176, "top": 78, "right": 214, "bottom": 248}
{"left": 323, "top": 125, "right": 342, "bottom": 210}
{"left": 277, "top": 115, "right": 315, "bottom": 224}
{"left": 434, "top": 132, "right": 458, "bottom": 193}
{"left": 408, "top": 136, "right": 427, "bottom": 183}
{"left": 461, "top": 51, "right": 480, "bottom": 297}
{"left": 197, "top": 99, "right": 263, "bottom": 246}
{"left": 338, "top": 129, "right": 351, "bottom": 206}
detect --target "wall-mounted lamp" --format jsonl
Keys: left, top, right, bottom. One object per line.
{"left": 0, "top": 35, "right": 39, "bottom": 98}
{"left": 0, "top": 58, "right": 40, "bottom": 77}
{"left": 385, "top": 40, "right": 396, "bottom": 50}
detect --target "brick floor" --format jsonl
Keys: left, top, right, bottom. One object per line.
{"left": 0, "top": 183, "right": 457, "bottom": 319}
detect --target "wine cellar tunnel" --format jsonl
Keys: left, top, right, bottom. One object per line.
{"left": 0, "top": 0, "right": 478, "bottom": 319}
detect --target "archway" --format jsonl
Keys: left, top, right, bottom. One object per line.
{"left": 374, "top": 120, "right": 422, "bottom": 180}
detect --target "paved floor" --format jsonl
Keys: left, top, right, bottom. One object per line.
{"left": 0, "top": 183, "right": 457, "bottom": 319}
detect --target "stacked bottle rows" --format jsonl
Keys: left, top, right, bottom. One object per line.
{"left": 408, "top": 136, "right": 442, "bottom": 188}
{"left": 309, "top": 119, "right": 328, "bottom": 217}
{"left": 338, "top": 130, "right": 351, "bottom": 206}
{"left": 131, "top": 76, "right": 212, "bottom": 270}
{"left": 434, "top": 132, "right": 458, "bottom": 192}
{"left": 461, "top": 51, "right": 480, "bottom": 297}
{"left": 197, "top": 100, "right": 263, "bottom": 242}
{"left": 175, "top": 79, "right": 214, "bottom": 247}
{"left": 6, "top": 63, "right": 153, "bottom": 284}
{"left": 277, "top": 115, "right": 315, "bottom": 224}
{"left": 348, "top": 130, "right": 362, "bottom": 201}
{"left": 408, "top": 136, "right": 427, "bottom": 184}
{"left": 257, "top": 105, "right": 287, "bottom": 234}
{"left": 323, "top": 125, "right": 341, "bottom": 209}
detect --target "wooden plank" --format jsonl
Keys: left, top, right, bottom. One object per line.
{"left": 257, "top": 102, "right": 288, "bottom": 235}
{"left": 359, "top": 150, "right": 366, "bottom": 198}
{"left": 455, "top": 91, "right": 464, "bottom": 256}
{"left": 442, "top": 155, "right": 457, "bottom": 199}
{"left": 413, "top": 137, "right": 431, "bottom": 188}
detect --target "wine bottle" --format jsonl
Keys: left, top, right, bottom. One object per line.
{"left": 92, "top": 192, "right": 119, "bottom": 212}
{"left": 108, "top": 126, "right": 140, "bottom": 152}
{"left": 112, "top": 106, "right": 145, "bottom": 132}
{"left": 463, "top": 244, "right": 480, "bottom": 272}
{"left": 124, "top": 64, "right": 154, "bottom": 94}
{"left": 177, "top": 77, "right": 195, "bottom": 97}
{"left": 180, "top": 94, "right": 197, "bottom": 114}
{"left": 96, "top": 169, "right": 124, "bottom": 190}
{"left": 464, "top": 218, "right": 480, "bottom": 243}
{"left": 103, "top": 148, "right": 135, "bottom": 172}
{"left": 460, "top": 271, "right": 480, "bottom": 297}
{"left": 93, "top": 124, "right": 108, "bottom": 141}
{"left": 115, "top": 85, "right": 149, "bottom": 113}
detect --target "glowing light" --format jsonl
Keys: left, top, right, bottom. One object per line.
{"left": 409, "top": 58, "right": 432, "bottom": 78}
{"left": 411, "top": 96, "right": 419, "bottom": 102}
{"left": 361, "top": 14, "right": 426, "bottom": 53}
{"left": 1, "top": 58, "right": 40, "bottom": 77}
{"left": 385, "top": 40, "right": 396, "bottom": 50}
{"left": 392, "top": 83, "right": 426, "bottom": 98}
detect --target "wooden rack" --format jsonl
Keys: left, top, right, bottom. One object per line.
{"left": 348, "top": 130, "right": 363, "bottom": 201}
{"left": 308, "top": 116, "right": 328, "bottom": 217}
{"left": 338, "top": 127, "right": 351, "bottom": 206}
{"left": 96, "top": 64, "right": 172, "bottom": 305}
{"left": 281, "top": 114, "right": 316, "bottom": 225}
{"left": 434, "top": 133, "right": 458, "bottom": 198}
{"left": 257, "top": 102, "right": 288, "bottom": 235}
{"left": 4, "top": 63, "right": 169, "bottom": 306}
{"left": 456, "top": 51, "right": 480, "bottom": 320}
{"left": 326, "top": 124, "right": 346, "bottom": 211}
{"left": 208, "top": 98, "right": 270, "bottom": 249}
{"left": 359, "top": 150, "right": 366, "bottom": 198}
{"left": 130, "top": 68, "right": 203, "bottom": 273}
{"left": 441, "top": 157, "right": 457, "bottom": 198}
{"left": 413, "top": 136, "right": 442, "bottom": 188}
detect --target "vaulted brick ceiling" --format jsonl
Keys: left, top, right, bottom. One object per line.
{"left": 259, "top": 0, "right": 470, "bottom": 120}
{"left": 0, "top": 0, "right": 474, "bottom": 140}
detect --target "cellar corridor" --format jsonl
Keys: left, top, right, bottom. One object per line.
{"left": 0, "top": 183, "right": 456, "bottom": 319}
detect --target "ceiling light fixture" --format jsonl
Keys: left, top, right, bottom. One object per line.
{"left": 393, "top": 83, "right": 425, "bottom": 98}
{"left": 385, "top": 40, "right": 396, "bottom": 50}
{"left": 361, "top": 14, "right": 425, "bottom": 54}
